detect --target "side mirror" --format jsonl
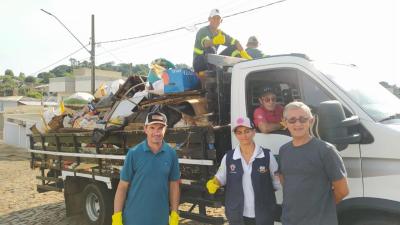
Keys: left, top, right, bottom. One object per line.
{"left": 317, "top": 100, "right": 361, "bottom": 150}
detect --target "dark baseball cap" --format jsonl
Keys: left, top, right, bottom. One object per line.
{"left": 145, "top": 112, "right": 167, "bottom": 126}
{"left": 260, "top": 86, "right": 275, "bottom": 97}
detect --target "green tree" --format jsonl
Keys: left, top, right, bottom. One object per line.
{"left": 69, "top": 58, "right": 78, "bottom": 68}
{"left": 98, "top": 61, "right": 116, "bottom": 71}
{"left": 380, "top": 81, "right": 390, "bottom": 88}
{"left": 18, "top": 87, "right": 27, "bottom": 96}
{"left": 24, "top": 76, "right": 36, "bottom": 83}
{"left": 50, "top": 65, "right": 72, "bottom": 77}
{"left": 18, "top": 72, "right": 26, "bottom": 81}
{"left": 5, "top": 69, "right": 14, "bottom": 77}
{"left": 63, "top": 72, "right": 74, "bottom": 77}
{"left": 37, "top": 72, "right": 56, "bottom": 84}
{"left": 116, "top": 63, "right": 133, "bottom": 76}
{"left": 26, "top": 90, "right": 43, "bottom": 99}
{"left": 132, "top": 64, "right": 149, "bottom": 76}
{"left": 79, "top": 60, "right": 91, "bottom": 68}
{"left": 0, "top": 75, "right": 17, "bottom": 96}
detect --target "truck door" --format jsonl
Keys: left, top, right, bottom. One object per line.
{"left": 233, "top": 64, "right": 363, "bottom": 199}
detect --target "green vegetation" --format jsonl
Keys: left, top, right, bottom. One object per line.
{"left": 0, "top": 59, "right": 190, "bottom": 97}
{"left": 380, "top": 81, "right": 400, "bottom": 98}
{"left": 63, "top": 98, "right": 90, "bottom": 105}
{"left": 26, "top": 90, "right": 43, "bottom": 99}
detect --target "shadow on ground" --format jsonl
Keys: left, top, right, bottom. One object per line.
{"left": 0, "top": 202, "right": 88, "bottom": 225}
{"left": 0, "top": 140, "right": 30, "bottom": 161}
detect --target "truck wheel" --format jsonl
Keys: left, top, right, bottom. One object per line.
{"left": 82, "top": 183, "right": 113, "bottom": 225}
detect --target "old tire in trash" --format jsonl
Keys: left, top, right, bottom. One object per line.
{"left": 82, "top": 183, "right": 113, "bottom": 225}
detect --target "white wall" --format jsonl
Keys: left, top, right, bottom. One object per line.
{"left": 0, "top": 101, "right": 18, "bottom": 112}
{"left": 3, "top": 115, "right": 39, "bottom": 149}
{"left": 49, "top": 77, "right": 75, "bottom": 93}
{"left": 3, "top": 121, "right": 30, "bottom": 148}
{"left": 75, "top": 76, "right": 122, "bottom": 92}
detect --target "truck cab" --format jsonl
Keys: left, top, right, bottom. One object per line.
{"left": 227, "top": 54, "right": 400, "bottom": 224}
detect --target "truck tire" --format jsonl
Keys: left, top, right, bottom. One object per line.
{"left": 343, "top": 213, "right": 400, "bottom": 225}
{"left": 82, "top": 183, "right": 113, "bottom": 225}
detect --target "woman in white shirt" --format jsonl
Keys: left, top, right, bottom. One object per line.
{"left": 206, "top": 116, "right": 280, "bottom": 225}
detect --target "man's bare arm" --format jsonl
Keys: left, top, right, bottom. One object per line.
{"left": 332, "top": 177, "right": 349, "bottom": 204}
{"left": 258, "top": 122, "right": 281, "bottom": 133}
{"left": 169, "top": 180, "right": 180, "bottom": 212}
{"left": 279, "top": 174, "right": 284, "bottom": 186}
{"left": 114, "top": 180, "right": 130, "bottom": 213}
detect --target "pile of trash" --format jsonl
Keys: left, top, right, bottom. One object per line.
{"left": 30, "top": 59, "right": 210, "bottom": 141}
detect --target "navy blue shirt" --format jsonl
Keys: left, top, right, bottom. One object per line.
{"left": 120, "top": 140, "right": 180, "bottom": 225}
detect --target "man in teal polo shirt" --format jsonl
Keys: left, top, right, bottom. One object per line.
{"left": 112, "top": 112, "right": 180, "bottom": 225}
{"left": 193, "top": 9, "right": 252, "bottom": 74}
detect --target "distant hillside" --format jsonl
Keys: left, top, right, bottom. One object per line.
{"left": 380, "top": 81, "right": 400, "bottom": 98}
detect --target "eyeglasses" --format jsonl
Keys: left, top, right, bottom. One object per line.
{"left": 234, "top": 129, "right": 253, "bottom": 135}
{"left": 261, "top": 96, "right": 276, "bottom": 103}
{"left": 285, "top": 116, "right": 310, "bottom": 124}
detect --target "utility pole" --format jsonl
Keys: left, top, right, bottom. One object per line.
{"left": 41, "top": 9, "right": 96, "bottom": 94}
{"left": 91, "top": 15, "right": 95, "bottom": 94}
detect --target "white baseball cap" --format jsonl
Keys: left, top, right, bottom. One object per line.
{"left": 209, "top": 9, "right": 221, "bottom": 18}
{"left": 232, "top": 116, "right": 254, "bottom": 131}
{"left": 145, "top": 112, "right": 167, "bottom": 126}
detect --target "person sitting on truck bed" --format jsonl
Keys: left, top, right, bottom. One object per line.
{"left": 206, "top": 116, "right": 280, "bottom": 225}
{"left": 192, "top": 9, "right": 252, "bottom": 77}
{"left": 278, "top": 101, "right": 349, "bottom": 225}
{"left": 112, "top": 112, "right": 181, "bottom": 225}
{"left": 232, "top": 36, "right": 265, "bottom": 59}
{"left": 253, "top": 88, "right": 284, "bottom": 133}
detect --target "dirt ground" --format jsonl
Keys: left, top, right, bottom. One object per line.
{"left": 0, "top": 139, "right": 225, "bottom": 225}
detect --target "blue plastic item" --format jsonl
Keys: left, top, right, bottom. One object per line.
{"left": 164, "top": 69, "right": 200, "bottom": 93}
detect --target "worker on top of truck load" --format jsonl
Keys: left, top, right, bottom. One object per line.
{"left": 206, "top": 116, "right": 280, "bottom": 225}
{"left": 232, "top": 36, "right": 265, "bottom": 59}
{"left": 193, "top": 9, "right": 252, "bottom": 77}
{"left": 278, "top": 102, "right": 349, "bottom": 225}
{"left": 253, "top": 87, "right": 284, "bottom": 133}
{"left": 112, "top": 112, "right": 180, "bottom": 225}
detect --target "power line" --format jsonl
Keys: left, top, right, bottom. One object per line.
{"left": 224, "top": 0, "right": 287, "bottom": 19}
{"left": 97, "top": 0, "right": 288, "bottom": 45}
{"left": 99, "top": 45, "right": 124, "bottom": 63}
{"left": 41, "top": 9, "right": 91, "bottom": 54}
{"left": 34, "top": 0, "right": 287, "bottom": 75}
{"left": 30, "top": 45, "right": 88, "bottom": 76}
{"left": 95, "top": 29, "right": 188, "bottom": 60}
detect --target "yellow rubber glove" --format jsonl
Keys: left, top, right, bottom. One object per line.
{"left": 206, "top": 177, "right": 220, "bottom": 194}
{"left": 240, "top": 50, "right": 253, "bottom": 60}
{"left": 169, "top": 210, "right": 179, "bottom": 225}
{"left": 212, "top": 31, "right": 226, "bottom": 45}
{"left": 112, "top": 211, "right": 123, "bottom": 225}
{"left": 280, "top": 120, "right": 287, "bottom": 130}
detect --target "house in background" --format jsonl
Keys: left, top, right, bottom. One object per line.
{"left": 0, "top": 97, "right": 58, "bottom": 148}
{"left": 49, "top": 68, "right": 124, "bottom": 99}
{"left": 2, "top": 105, "right": 46, "bottom": 148}
{"left": 0, "top": 96, "right": 22, "bottom": 111}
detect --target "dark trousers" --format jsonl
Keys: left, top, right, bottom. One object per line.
{"left": 243, "top": 216, "right": 256, "bottom": 225}
{"left": 193, "top": 46, "right": 237, "bottom": 72}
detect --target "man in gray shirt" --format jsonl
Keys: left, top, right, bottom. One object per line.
{"left": 278, "top": 102, "right": 349, "bottom": 225}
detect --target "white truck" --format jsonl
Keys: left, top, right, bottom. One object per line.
{"left": 29, "top": 54, "right": 400, "bottom": 225}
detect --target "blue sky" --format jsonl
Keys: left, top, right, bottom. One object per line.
{"left": 1, "top": 0, "right": 399, "bottom": 85}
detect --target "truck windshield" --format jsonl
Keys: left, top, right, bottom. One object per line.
{"left": 315, "top": 63, "right": 400, "bottom": 122}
